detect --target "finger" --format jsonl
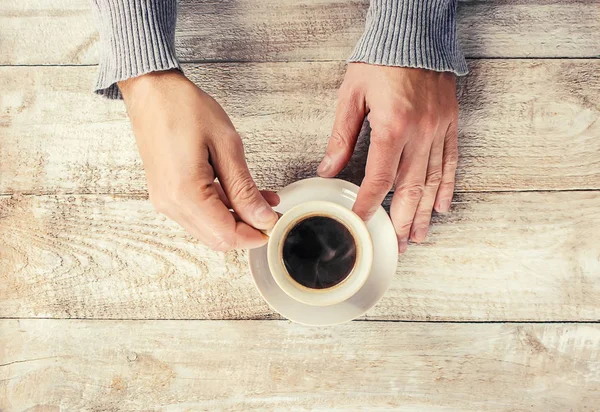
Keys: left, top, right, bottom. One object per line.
{"left": 352, "top": 125, "right": 405, "bottom": 221}
{"left": 434, "top": 120, "right": 458, "bottom": 213}
{"left": 211, "top": 136, "right": 278, "bottom": 230}
{"left": 317, "top": 87, "right": 365, "bottom": 177}
{"left": 185, "top": 215, "right": 268, "bottom": 250}
{"left": 214, "top": 181, "right": 280, "bottom": 208}
{"left": 165, "top": 200, "right": 267, "bottom": 251}
{"left": 410, "top": 131, "right": 444, "bottom": 243}
{"left": 390, "top": 138, "right": 430, "bottom": 253}
{"left": 260, "top": 191, "right": 280, "bottom": 207}
{"left": 180, "top": 181, "right": 269, "bottom": 251}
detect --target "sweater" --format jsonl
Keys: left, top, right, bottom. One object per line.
{"left": 91, "top": 0, "right": 468, "bottom": 99}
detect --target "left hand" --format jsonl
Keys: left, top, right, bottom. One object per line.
{"left": 318, "top": 63, "right": 458, "bottom": 253}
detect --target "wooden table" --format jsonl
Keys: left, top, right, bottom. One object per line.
{"left": 1, "top": 1, "right": 600, "bottom": 410}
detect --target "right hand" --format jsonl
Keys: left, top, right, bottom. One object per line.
{"left": 118, "top": 70, "right": 279, "bottom": 251}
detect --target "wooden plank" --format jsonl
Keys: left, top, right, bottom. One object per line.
{"left": 2, "top": 1, "right": 599, "bottom": 65}
{"left": 176, "top": 0, "right": 600, "bottom": 62}
{"left": 2, "top": 60, "right": 600, "bottom": 195}
{"left": 1, "top": 320, "right": 599, "bottom": 410}
{"left": 0, "top": 0, "right": 98, "bottom": 65}
{"left": 1, "top": 191, "right": 599, "bottom": 321}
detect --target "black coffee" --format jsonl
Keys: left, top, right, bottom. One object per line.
{"left": 282, "top": 216, "right": 357, "bottom": 289}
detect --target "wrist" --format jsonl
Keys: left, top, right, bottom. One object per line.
{"left": 92, "top": 0, "right": 180, "bottom": 99}
{"left": 118, "top": 69, "right": 185, "bottom": 101}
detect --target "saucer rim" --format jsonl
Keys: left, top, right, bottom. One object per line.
{"left": 248, "top": 177, "right": 398, "bottom": 326}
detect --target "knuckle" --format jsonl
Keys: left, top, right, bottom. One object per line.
{"left": 394, "top": 102, "right": 418, "bottom": 120}
{"left": 397, "top": 184, "right": 425, "bottom": 202}
{"left": 393, "top": 219, "right": 413, "bottom": 235}
{"left": 229, "top": 175, "right": 259, "bottom": 204}
{"left": 370, "top": 128, "right": 395, "bottom": 145}
{"left": 367, "top": 173, "right": 395, "bottom": 193}
{"left": 425, "top": 169, "right": 443, "bottom": 186}
{"left": 372, "top": 118, "right": 409, "bottom": 142}
{"left": 330, "top": 129, "right": 353, "bottom": 150}
{"left": 445, "top": 124, "right": 459, "bottom": 141}
{"left": 413, "top": 209, "right": 433, "bottom": 224}
{"left": 444, "top": 153, "right": 459, "bottom": 169}
{"left": 438, "top": 181, "right": 455, "bottom": 192}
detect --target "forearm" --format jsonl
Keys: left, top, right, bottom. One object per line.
{"left": 349, "top": 0, "right": 467, "bottom": 75}
{"left": 91, "top": 0, "right": 181, "bottom": 99}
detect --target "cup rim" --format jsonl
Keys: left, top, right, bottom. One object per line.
{"left": 277, "top": 211, "right": 361, "bottom": 292}
{"left": 266, "top": 200, "right": 373, "bottom": 306}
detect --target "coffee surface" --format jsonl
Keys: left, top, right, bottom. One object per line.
{"left": 282, "top": 216, "right": 357, "bottom": 289}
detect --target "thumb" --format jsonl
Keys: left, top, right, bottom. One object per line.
{"left": 212, "top": 137, "right": 278, "bottom": 231}
{"left": 318, "top": 90, "right": 365, "bottom": 177}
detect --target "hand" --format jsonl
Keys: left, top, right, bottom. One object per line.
{"left": 119, "top": 70, "right": 279, "bottom": 251}
{"left": 318, "top": 63, "right": 458, "bottom": 253}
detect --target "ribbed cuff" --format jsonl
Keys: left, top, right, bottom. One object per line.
{"left": 349, "top": 0, "right": 468, "bottom": 76}
{"left": 91, "top": 0, "right": 182, "bottom": 99}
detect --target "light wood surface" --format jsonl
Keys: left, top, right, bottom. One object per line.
{"left": 0, "top": 0, "right": 98, "bottom": 65}
{"left": 2, "top": 191, "right": 599, "bottom": 321}
{"left": 1, "top": 320, "right": 599, "bottom": 411}
{"left": 2, "top": 59, "right": 599, "bottom": 195}
{"left": 2, "top": 1, "right": 599, "bottom": 410}
{"left": 176, "top": 0, "right": 600, "bottom": 62}
{"left": 2, "top": 0, "right": 599, "bottom": 65}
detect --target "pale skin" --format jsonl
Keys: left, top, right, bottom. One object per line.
{"left": 318, "top": 63, "right": 458, "bottom": 253}
{"left": 119, "top": 63, "right": 458, "bottom": 253}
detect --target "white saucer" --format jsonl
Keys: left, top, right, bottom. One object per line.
{"left": 248, "top": 177, "right": 398, "bottom": 326}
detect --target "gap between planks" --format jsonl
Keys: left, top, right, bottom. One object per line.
{"left": 2, "top": 190, "right": 599, "bottom": 321}
{"left": 1, "top": 56, "right": 599, "bottom": 69}
{"left": 0, "top": 317, "right": 599, "bottom": 324}
{"left": 3, "top": 60, "right": 600, "bottom": 194}
{"left": 2, "top": 188, "right": 600, "bottom": 199}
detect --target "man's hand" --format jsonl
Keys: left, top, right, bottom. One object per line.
{"left": 119, "top": 70, "right": 279, "bottom": 251}
{"left": 318, "top": 63, "right": 458, "bottom": 253}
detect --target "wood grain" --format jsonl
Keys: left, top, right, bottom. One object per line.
{"left": 0, "top": 0, "right": 98, "bottom": 65}
{"left": 3, "top": 2, "right": 599, "bottom": 409}
{"left": 1, "top": 191, "right": 599, "bottom": 321}
{"left": 3, "top": 0, "right": 599, "bottom": 65}
{"left": 176, "top": 0, "right": 600, "bottom": 62}
{"left": 1, "top": 320, "right": 599, "bottom": 411}
{"left": 2, "top": 60, "right": 599, "bottom": 195}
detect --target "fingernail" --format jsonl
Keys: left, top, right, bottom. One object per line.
{"left": 255, "top": 205, "right": 277, "bottom": 224}
{"left": 438, "top": 199, "right": 450, "bottom": 213}
{"left": 318, "top": 155, "right": 331, "bottom": 175}
{"left": 398, "top": 237, "right": 408, "bottom": 253}
{"left": 412, "top": 226, "right": 427, "bottom": 242}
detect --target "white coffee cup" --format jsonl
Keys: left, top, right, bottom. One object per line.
{"left": 265, "top": 200, "right": 373, "bottom": 306}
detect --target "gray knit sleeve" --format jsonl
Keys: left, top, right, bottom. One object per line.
{"left": 349, "top": 0, "right": 468, "bottom": 75}
{"left": 91, "top": 0, "right": 181, "bottom": 99}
